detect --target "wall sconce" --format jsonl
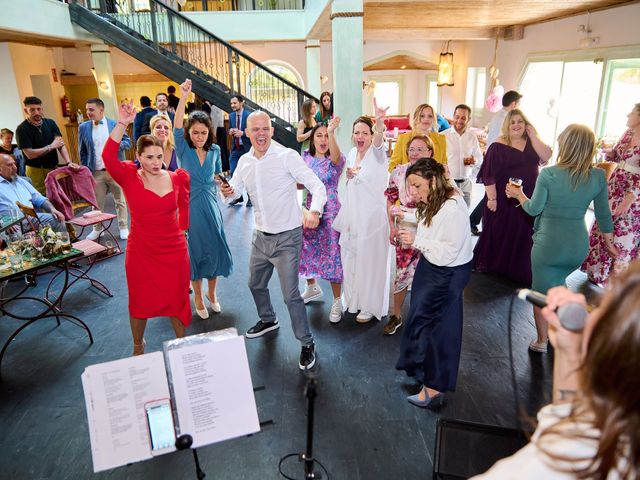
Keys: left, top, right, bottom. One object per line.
{"left": 90, "top": 68, "right": 110, "bottom": 91}
{"left": 437, "top": 41, "right": 454, "bottom": 87}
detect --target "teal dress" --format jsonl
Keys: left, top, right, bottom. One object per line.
{"left": 522, "top": 166, "right": 613, "bottom": 293}
{"left": 175, "top": 128, "right": 233, "bottom": 281}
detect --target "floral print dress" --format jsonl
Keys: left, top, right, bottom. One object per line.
{"left": 385, "top": 163, "right": 420, "bottom": 293}
{"left": 299, "top": 150, "right": 345, "bottom": 283}
{"left": 582, "top": 129, "right": 640, "bottom": 285}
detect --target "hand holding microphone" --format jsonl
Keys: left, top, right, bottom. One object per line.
{"left": 517, "top": 288, "right": 588, "bottom": 332}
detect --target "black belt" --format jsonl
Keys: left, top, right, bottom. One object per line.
{"left": 454, "top": 179, "right": 466, "bottom": 183}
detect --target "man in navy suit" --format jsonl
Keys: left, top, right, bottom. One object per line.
{"left": 228, "top": 94, "right": 251, "bottom": 205}
{"left": 140, "top": 92, "right": 175, "bottom": 136}
{"left": 78, "top": 98, "right": 132, "bottom": 240}
{"left": 133, "top": 95, "right": 155, "bottom": 142}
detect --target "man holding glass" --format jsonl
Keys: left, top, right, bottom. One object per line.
{"left": 443, "top": 104, "right": 483, "bottom": 207}
{"left": 0, "top": 154, "right": 64, "bottom": 232}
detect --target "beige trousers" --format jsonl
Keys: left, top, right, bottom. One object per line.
{"left": 93, "top": 170, "right": 128, "bottom": 230}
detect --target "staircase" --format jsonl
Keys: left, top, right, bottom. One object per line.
{"left": 69, "top": 0, "right": 317, "bottom": 150}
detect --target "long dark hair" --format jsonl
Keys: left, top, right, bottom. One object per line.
{"left": 405, "top": 158, "right": 454, "bottom": 227}
{"left": 308, "top": 123, "right": 328, "bottom": 158}
{"left": 538, "top": 261, "right": 640, "bottom": 479}
{"left": 184, "top": 111, "right": 216, "bottom": 150}
{"left": 319, "top": 91, "right": 332, "bottom": 120}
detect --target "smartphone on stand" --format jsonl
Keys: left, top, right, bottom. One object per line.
{"left": 145, "top": 398, "right": 177, "bottom": 455}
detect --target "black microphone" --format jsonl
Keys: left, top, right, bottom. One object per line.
{"left": 517, "top": 289, "right": 587, "bottom": 332}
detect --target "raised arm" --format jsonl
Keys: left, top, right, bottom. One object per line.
{"left": 105, "top": 100, "right": 137, "bottom": 184}
{"left": 327, "top": 116, "right": 342, "bottom": 165}
{"left": 372, "top": 97, "right": 389, "bottom": 149}
{"left": 174, "top": 79, "right": 191, "bottom": 130}
{"left": 526, "top": 125, "right": 552, "bottom": 165}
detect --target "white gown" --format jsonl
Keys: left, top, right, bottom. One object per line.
{"left": 333, "top": 143, "right": 391, "bottom": 319}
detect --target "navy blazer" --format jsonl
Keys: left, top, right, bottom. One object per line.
{"left": 78, "top": 118, "right": 131, "bottom": 171}
{"left": 133, "top": 106, "right": 155, "bottom": 141}
{"left": 229, "top": 109, "right": 251, "bottom": 153}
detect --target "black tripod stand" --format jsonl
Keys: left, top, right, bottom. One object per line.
{"left": 176, "top": 434, "right": 206, "bottom": 480}
{"left": 279, "top": 374, "right": 328, "bottom": 479}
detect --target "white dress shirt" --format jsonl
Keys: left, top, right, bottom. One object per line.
{"left": 226, "top": 142, "right": 327, "bottom": 234}
{"left": 91, "top": 120, "right": 109, "bottom": 170}
{"left": 487, "top": 109, "right": 508, "bottom": 147}
{"left": 443, "top": 127, "right": 483, "bottom": 180}
{"left": 411, "top": 195, "right": 473, "bottom": 267}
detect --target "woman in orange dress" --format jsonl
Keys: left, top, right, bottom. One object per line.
{"left": 104, "top": 101, "right": 191, "bottom": 355}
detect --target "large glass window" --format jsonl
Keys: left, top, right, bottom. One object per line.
{"left": 368, "top": 77, "right": 403, "bottom": 115}
{"left": 425, "top": 73, "right": 439, "bottom": 112}
{"left": 599, "top": 59, "right": 640, "bottom": 139}
{"left": 465, "top": 67, "right": 487, "bottom": 118}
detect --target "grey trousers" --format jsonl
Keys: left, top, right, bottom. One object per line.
{"left": 454, "top": 178, "right": 473, "bottom": 207}
{"left": 248, "top": 227, "right": 313, "bottom": 346}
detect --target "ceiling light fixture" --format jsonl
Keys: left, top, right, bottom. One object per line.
{"left": 437, "top": 41, "right": 454, "bottom": 87}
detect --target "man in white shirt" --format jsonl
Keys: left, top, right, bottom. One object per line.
{"left": 470, "top": 90, "right": 522, "bottom": 234}
{"left": 443, "top": 104, "right": 483, "bottom": 207}
{"left": 219, "top": 111, "right": 327, "bottom": 371}
{"left": 78, "top": 98, "right": 132, "bottom": 240}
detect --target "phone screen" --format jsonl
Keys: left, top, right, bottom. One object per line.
{"left": 146, "top": 402, "right": 176, "bottom": 451}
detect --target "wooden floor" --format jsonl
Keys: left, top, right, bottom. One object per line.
{"left": 0, "top": 200, "right": 601, "bottom": 479}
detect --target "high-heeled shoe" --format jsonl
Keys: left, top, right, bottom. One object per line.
{"left": 407, "top": 389, "right": 444, "bottom": 409}
{"left": 206, "top": 294, "right": 221, "bottom": 314}
{"left": 133, "top": 339, "right": 146, "bottom": 356}
{"left": 195, "top": 302, "right": 209, "bottom": 319}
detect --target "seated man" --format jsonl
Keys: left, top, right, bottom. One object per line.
{"left": 0, "top": 154, "right": 64, "bottom": 231}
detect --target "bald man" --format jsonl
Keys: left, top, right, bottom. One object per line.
{"left": 219, "top": 111, "right": 326, "bottom": 371}
{"left": 0, "top": 154, "right": 64, "bottom": 231}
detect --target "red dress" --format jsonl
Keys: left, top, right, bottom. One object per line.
{"left": 103, "top": 138, "right": 192, "bottom": 326}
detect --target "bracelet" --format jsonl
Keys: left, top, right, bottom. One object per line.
{"left": 118, "top": 121, "right": 128, "bottom": 127}
{"left": 488, "top": 198, "right": 497, "bottom": 201}
{"left": 372, "top": 124, "right": 387, "bottom": 133}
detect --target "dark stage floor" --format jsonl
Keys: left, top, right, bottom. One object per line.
{"left": 0, "top": 201, "right": 601, "bottom": 479}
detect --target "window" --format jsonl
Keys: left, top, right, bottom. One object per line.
{"left": 368, "top": 76, "right": 403, "bottom": 115}
{"left": 599, "top": 58, "right": 640, "bottom": 139}
{"left": 425, "top": 73, "right": 439, "bottom": 111}
{"left": 246, "top": 61, "right": 304, "bottom": 126}
{"left": 465, "top": 67, "right": 486, "bottom": 117}
{"left": 518, "top": 50, "right": 640, "bottom": 151}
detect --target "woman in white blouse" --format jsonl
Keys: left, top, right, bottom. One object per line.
{"left": 396, "top": 158, "right": 473, "bottom": 408}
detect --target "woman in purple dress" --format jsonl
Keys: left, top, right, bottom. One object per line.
{"left": 299, "top": 117, "right": 345, "bottom": 323}
{"left": 473, "top": 109, "right": 552, "bottom": 285}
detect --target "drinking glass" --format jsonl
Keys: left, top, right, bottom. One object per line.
{"left": 508, "top": 177, "right": 523, "bottom": 189}
{"left": 9, "top": 251, "right": 22, "bottom": 271}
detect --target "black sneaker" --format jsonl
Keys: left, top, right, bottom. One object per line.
{"left": 299, "top": 343, "right": 316, "bottom": 370}
{"left": 246, "top": 320, "right": 279, "bottom": 338}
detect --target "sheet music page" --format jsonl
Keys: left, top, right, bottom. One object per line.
{"left": 167, "top": 336, "right": 260, "bottom": 448}
{"left": 82, "top": 352, "right": 170, "bottom": 472}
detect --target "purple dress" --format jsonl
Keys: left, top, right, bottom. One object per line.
{"left": 473, "top": 141, "right": 541, "bottom": 286}
{"left": 299, "top": 151, "right": 345, "bottom": 283}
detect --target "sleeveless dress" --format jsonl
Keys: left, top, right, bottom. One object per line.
{"left": 299, "top": 151, "right": 345, "bottom": 283}
{"left": 174, "top": 128, "right": 233, "bottom": 281}
{"left": 103, "top": 138, "right": 192, "bottom": 326}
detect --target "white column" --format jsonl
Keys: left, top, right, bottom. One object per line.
{"left": 331, "top": 0, "right": 363, "bottom": 152}
{"left": 305, "top": 39, "right": 321, "bottom": 98}
{"left": 0, "top": 43, "right": 26, "bottom": 131}
{"left": 90, "top": 44, "right": 118, "bottom": 120}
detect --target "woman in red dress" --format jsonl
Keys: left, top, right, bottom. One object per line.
{"left": 104, "top": 101, "right": 191, "bottom": 355}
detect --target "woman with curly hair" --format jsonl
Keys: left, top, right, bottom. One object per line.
{"left": 395, "top": 158, "right": 473, "bottom": 408}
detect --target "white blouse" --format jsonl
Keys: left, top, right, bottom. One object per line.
{"left": 411, "top": 195, "right": 473, "bottom": 267}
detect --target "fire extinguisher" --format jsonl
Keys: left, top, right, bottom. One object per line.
{"left": 60, "top": 95, "right": 71, "bottom": 117}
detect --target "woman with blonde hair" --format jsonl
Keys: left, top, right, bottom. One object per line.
{"left": 149, "top": 113, "right": 178, "bottom": 171}
{"left": 473, "top": 108, "right": 552, "bottom": 286}
{"left": 388, "top": 103, "right": 447, "bottom": 172}
{"left": 297, "top": 98, "right": 317, "bottom": 154}
{"left": 507, "top": 124, "right": 616, "bottom": 353}
{"left": 474, "top": 260, "right": 640, "bottom": 479}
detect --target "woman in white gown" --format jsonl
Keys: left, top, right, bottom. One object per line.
{"left": 333, "top": 100, "right": 391, "bottom": 322}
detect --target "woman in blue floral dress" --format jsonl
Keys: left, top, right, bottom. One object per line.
{"left": 299, "top": 117, "right": 345, "bottom": 323}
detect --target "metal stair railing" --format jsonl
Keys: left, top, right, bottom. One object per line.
{"left": 73, "top": 0, "right": 317, "bottom": 131}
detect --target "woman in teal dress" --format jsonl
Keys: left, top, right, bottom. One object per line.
{"left": 507, "top": 124, "right": 616, "bottom": 353}
{"left": 174, "top": 79, "right": 233, "bottom": 319}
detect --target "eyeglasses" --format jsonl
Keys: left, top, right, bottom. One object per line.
{"left": 408, "top": 148, "right": 431, "bottom": 154}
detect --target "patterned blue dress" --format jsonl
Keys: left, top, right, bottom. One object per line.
{"left": 299, "top": 150, "right": 345, "bottom": 283}
{"left": 175, "top": 128, "right": 233, "bottom": 280}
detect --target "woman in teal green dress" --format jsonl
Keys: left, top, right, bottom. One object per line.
{"left": 174, "top": 79, "right": 233, "bottom": 320}
{"left": 507, "top": 124, "right": 616, "bottom": 353}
